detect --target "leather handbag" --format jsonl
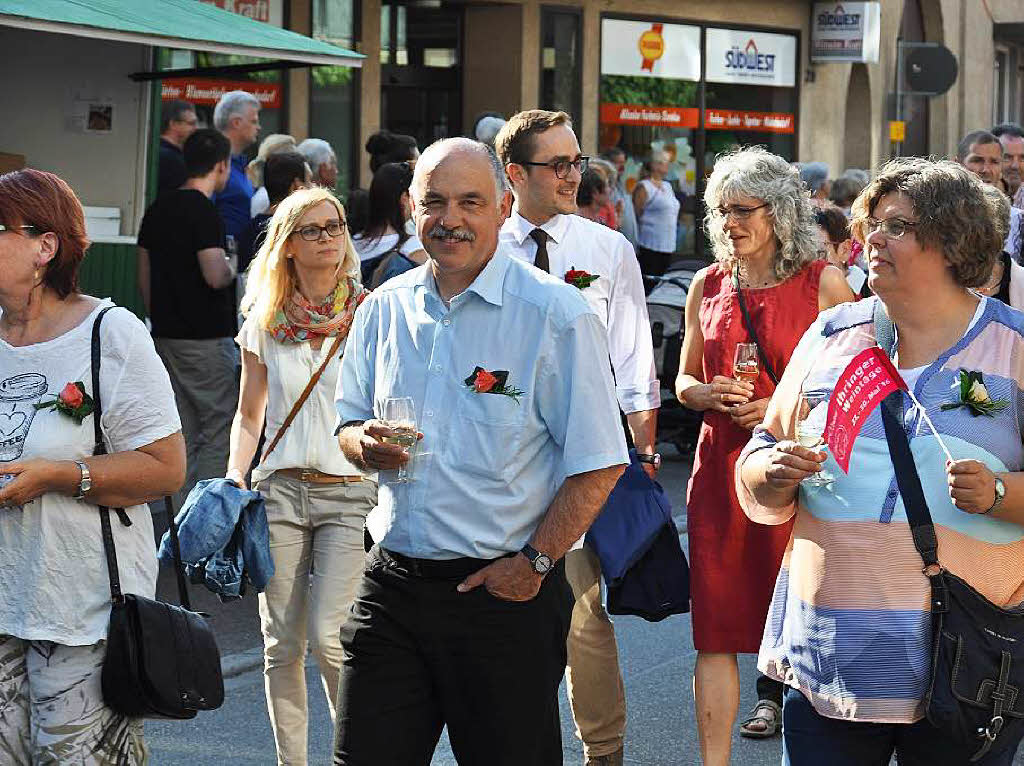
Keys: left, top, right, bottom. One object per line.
{"left": 88, "top": 307, "right": 225, "bottom": 719}
{"left": 875, "top": 303, "right": 1024, "bottom": 762}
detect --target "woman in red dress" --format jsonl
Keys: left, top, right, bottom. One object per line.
{"left": 676, "top": 147, "right": 853, "bottom": 766}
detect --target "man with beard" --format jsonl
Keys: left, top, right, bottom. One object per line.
{"left": 992, "top": 122, "right": 1024, "bottom": 210}
{"left": 496, "top": 110, "right": 659, "bottom": 766}
{"left": 333, "top": 137, "right": 628, "bottom": 765}
{"left": 957, "top": 129, "right": 1023, "bottom": 262}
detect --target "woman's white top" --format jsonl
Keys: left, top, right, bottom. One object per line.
{"left": 0, "top": 302, "right": 181, "bottom": 645}
{"left": 352, "top": 232, "right": 425, "bottom": 263}
{"left": 236, "top": 318, "right": 365, "bottom": 483}
{"left": 250, "top": 186, "right": 270, "bottom": 217}
{"left": 845, "top": 264, "right": 867, "bottom": 295}
{"left": 636, "top": 179, "right": 680, "bottom": 253}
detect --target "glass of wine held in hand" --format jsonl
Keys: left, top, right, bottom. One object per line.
{"left": 796, "top": 391, "right": 834, "bottom": 488}
{"left": 733, "top": 343, "right": 760, "bottom": 385}
{"left": 382, "top": 397, "right": 417, "bottom": 484}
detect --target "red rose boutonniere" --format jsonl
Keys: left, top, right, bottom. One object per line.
{"left": 564, "top": 267, "right": 599, "bottom": 289}
{"left": 34, "top": 382, "right": 95, "bottom": 424}
{"left": 464, "top": 367, "right": 525, "bottom": 404}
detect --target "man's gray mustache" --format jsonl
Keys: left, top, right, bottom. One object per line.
{"left": 428, "top": 224, "right": 475, "bottom": 242}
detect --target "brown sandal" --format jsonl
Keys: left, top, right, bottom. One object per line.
{"left": 739, "top": 699, "right": 782, "bottom": 738}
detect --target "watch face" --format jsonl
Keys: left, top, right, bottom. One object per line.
{"left": 534, "top": 554, "right": 553, "bottom": 574}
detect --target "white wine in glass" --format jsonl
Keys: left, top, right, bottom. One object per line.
{"left": 797, "top": 391, "right": 834, "bottom": 488}
{"left": 382, "top": 397, "right": 417, "bottom": 483}
{"left": 733, "top": 343, "right": 760, "bottom": 384}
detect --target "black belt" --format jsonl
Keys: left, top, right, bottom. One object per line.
{"left": 377, "top": 546, "right": 514, "bottom": 579}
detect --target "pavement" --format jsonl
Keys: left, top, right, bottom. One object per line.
{"left": 146, "top": 447, "right": 1024, "bottom": 765}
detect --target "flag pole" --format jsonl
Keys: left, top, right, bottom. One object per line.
{"left": 904, "top": 388, "right": 956, "bottom": 464}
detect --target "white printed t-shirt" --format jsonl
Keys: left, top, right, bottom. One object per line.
{"left": 0, "top": 302, "right": 181, "bottom": 645}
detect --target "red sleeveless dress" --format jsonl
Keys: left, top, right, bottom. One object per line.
{"left": 686, "top": 260, "right": 827, "bottom": 653}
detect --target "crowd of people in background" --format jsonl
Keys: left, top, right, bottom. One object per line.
{"left": 2, "top": 87, "right": 1024, "bottom": 766}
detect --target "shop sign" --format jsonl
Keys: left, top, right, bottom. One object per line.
{"left": 704, "top": 109, "right": 795, "bottom": 134}
{"left": 198, "top": 0, "right": 284, "bottom": 27}
{"left": 161, "top": 78, "right": 283, "bottom": 109}
{"left": 600, "top": 103, "right": 699, "bottom": 128}
{"left": 810, "top": 2, "right": 881, "bottom": 63}
{"left": 601, "top": 19, "right": 701, "bottom": 81}
{"left": 705, "top": 28, "right": 796, "bottom": 88}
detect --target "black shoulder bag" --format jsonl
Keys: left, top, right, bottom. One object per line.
{"left": 89, "top": 307, "right": 225, "bottom": 719}
{"left": 875, "top": 302, "right": 1024, "bottom": 762}
{"left": 732, "top": 266, "right": 779, "bottom": 385}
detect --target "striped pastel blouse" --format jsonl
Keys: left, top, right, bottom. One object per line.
{"left": 737, "top": 295, "right": 1024, "bottom": 724}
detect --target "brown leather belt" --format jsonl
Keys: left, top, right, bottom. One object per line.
{"left": 275, "top": 468, "right": 363, "bottom": 484}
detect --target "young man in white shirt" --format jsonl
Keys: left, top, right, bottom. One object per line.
{"left": 495, "top": 110, "right": 661, "bottom": 766}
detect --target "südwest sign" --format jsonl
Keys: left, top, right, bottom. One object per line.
{"left": 810, "top": 1, "right": 881, "bottom": 62}
{"left": 705, "top": 28, "right": 796, "bottom": 87}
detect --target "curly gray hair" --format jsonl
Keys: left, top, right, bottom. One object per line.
{"left": 704, "top": 147, "right": 821, "bottom": 280}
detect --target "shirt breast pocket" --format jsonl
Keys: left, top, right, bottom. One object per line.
{"left": 455, "top": 388, "right": 526, "bottom": 480}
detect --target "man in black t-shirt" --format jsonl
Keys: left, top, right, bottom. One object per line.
{"left": 157, "top": 99, "right": 197, "bottom": 194}
{"left": 138, "top": 128, "right": 238, "bottom": 499}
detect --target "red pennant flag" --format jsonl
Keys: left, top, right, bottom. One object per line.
{"left": 822, "top": 347, "right": 907, "bottom": 473}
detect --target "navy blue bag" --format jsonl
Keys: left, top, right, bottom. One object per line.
{"left": 606, "top": 522, "right": 690, "bottom": 622}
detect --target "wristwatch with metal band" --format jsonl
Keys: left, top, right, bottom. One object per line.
{"left": 520, "top": 543, "right": 553, "bottom": 575}
{"left": 73, "top": 460, "right": 92, "bottom": 499}
{"left": 635, "top": 452, "right": 662, "bottom": 470}
{"left": 984, "top": 476, "right": 1006, "bottom": 515}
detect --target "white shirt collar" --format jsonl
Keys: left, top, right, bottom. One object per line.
{"left": 508, "top": 206, "right": 571, "bottom": 246}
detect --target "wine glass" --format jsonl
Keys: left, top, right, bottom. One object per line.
{"left": 796, "top": 391, "right": 834, "bottom": 488}
{"left": 381, "top": 397, "right": 417, "bottom": 484}
{"left": 733, "top": 343, "right": 760, "bottom": 383}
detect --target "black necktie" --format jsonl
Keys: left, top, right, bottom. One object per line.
{"left": 529, "top": 228, "right": 550, "bottom": 273}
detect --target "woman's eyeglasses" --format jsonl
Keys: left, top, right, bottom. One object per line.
{"left": 521, "top": 156, "right": 590, "bottom": 179}
{"left": 715, "top": 203, "right": 769, "bottom": 220}
{"left": 861, "top": 217, "right": 917, "bottom": 239}
{"left": 292, "top": 221, "right": 346, "bottom": 241}
{"left": 0, "top": 224, "right": 40, "bottom": 234}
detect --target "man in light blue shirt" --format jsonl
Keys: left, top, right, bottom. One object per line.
{"left": 333, "top": 138, "right": 627, "bottom": 765}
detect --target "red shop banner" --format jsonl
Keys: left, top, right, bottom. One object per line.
{"left": 161, "top": 78, "right": 283, "bottom": 109}
{"left": 600, "top": 103, "right": 700, "bottom": 129}
{"left": 704, "top": 109, "right": 795, "bottom": 134}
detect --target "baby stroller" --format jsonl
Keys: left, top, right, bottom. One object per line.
{"left": 645, "top": 261, "right": 705, "bottom": 455}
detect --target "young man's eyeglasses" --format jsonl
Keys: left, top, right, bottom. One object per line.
{"left": 861, "top": 217, "right": 917, "bottom": 239}
{"left": 292, "top": 221, "right": 346, "bottom": 241}
{"left": 715, "top": 203, "right": 769, "bottom": 221}
{"left": 521, "top": 156, "right": 590, "bottom": 179}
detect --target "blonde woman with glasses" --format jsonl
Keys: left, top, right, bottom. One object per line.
{"left": 226, "top": 187, "right": 373, "bottom": 765}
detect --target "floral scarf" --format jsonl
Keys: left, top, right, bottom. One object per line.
{"left": 270, "top": 276, "right": 368, "bottom": 344}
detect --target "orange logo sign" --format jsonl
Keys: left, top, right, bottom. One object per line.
{"left": 638, "top": 23, "right": 665, "bottom": 72}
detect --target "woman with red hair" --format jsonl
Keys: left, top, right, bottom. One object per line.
{"left": 0, "top": 169, "right": 185, "bottom": 763}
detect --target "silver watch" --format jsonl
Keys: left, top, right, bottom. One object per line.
{"left": 73, "top": 460, "right": 92, "bottom": 499}
{"left": 984, "top": 476, "right": 1006, "bottom": 515}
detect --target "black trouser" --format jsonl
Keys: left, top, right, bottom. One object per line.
{"left": 334, "top": 545, "right": 574, "bottom": 765}
{"left": 756, "top": 672, "right": 785, "bottom": 706}
{"left": 636, "top": 246, "right": 673, "bottom": 293}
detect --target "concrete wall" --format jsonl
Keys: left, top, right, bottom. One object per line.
{"left": 0, "top": 28, "right": 150, "bottom": 234}
{"left": 463, "top": 6, "right": 524, "bottom": 132}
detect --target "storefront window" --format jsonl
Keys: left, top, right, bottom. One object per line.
{"left": 703, "top": 28, "right": 798, "bottom": 162}
{"left": 541, "top": 9, "right": 581, "bottom": 121}
{"left": 312, "top": 0, "right": 359, "bottom": 194}
{"left": 599, "top": 19, "right": 701, "bottom": 255}
{"left": 599, "top": 18, "right": 800, "bottom": 257}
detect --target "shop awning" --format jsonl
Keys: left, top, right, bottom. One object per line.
{"left": 0, "top": 0, "right": 364, "bottom": 68}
